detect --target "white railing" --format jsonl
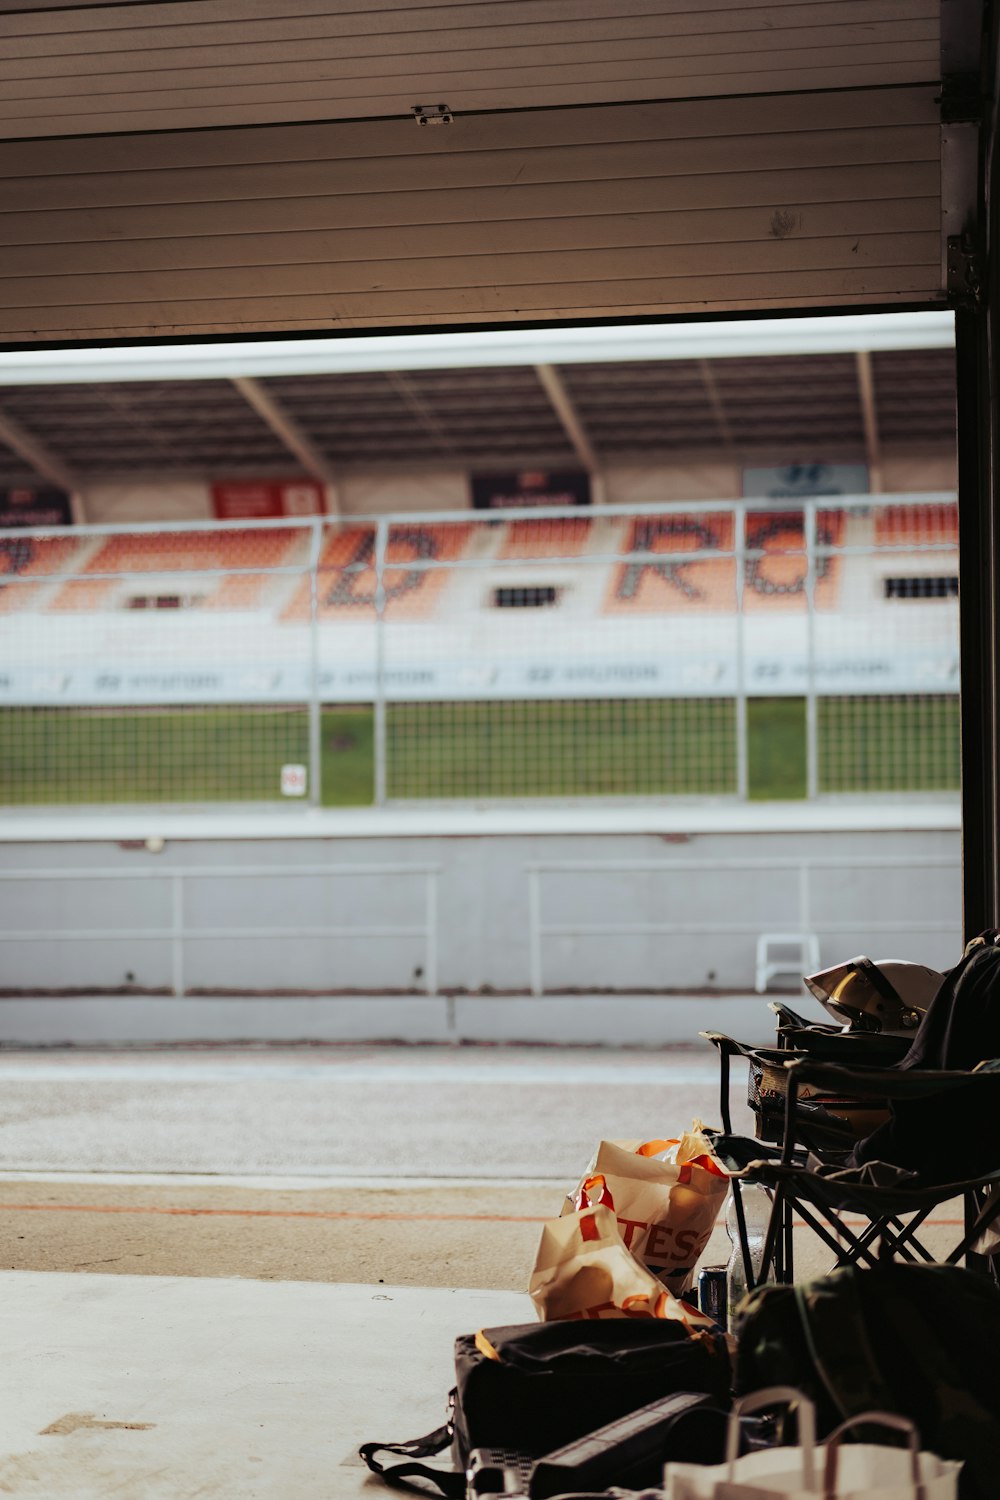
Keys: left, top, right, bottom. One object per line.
{"left": 0, "top": 862, "right": 441, "bottom": 996}
{"left": 525, "top": 854, "right": 962, "bottom": 996}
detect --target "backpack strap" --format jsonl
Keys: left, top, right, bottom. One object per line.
{"left": 359, "top": 1423, "right": 464, "bottom": 1498}
{"left": 793, "top": 1273, "right": 895, "bottom": 1421}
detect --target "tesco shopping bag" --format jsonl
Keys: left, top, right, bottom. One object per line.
{"left": 529, "top": 1203, "right": 715, "bottom": 1325}
{"left": 568, "top": 1124, "right": 730, "bottom": 1293}
{"left": 665, "top": 1388, "right": 961, "bottom": 1500}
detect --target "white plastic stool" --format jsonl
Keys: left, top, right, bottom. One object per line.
{"left": 755, "top": 932, "right": 820, "bottom": 993}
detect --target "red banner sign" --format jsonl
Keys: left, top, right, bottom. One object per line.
{"left": 210, "top": 480, "right": 326, "bottom": 520}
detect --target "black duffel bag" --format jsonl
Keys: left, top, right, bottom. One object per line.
{"left": 360, "top": 1318, "right": 731, "bottom": 1497}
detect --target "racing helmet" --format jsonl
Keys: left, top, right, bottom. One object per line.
{"left": 804, "top": 955, "right": 945, "bottom": 1034}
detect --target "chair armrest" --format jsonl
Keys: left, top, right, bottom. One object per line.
{"left": 784, "top": 1057, "right": 1000, "bottom": 1100}
{"left": 700, "top": 1032, "right": 790, "bottom": 1064}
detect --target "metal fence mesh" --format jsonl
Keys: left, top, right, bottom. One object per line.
{"left": 384, "top": 698, "right": 739, "bottom": 800}
{"left": 0, "top": 704, "right": 311, "bottom": 806}
{"left": 0, "top": 496, "right": 960, "bottom": 808}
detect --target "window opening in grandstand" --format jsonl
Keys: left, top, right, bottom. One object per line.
{"left": 125, "top": 593, "right": 205, "bottom": 611}
{"left": 493, "top": 585, "right": 561, "bottom": 609}
{"left": 883, "top": 576, "right": 959, "bottom": 600}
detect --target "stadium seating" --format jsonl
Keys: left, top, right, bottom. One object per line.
{"left": 874, "top": 502, "right": 958, "bottom": 549}
{"left": 0, "top": 507, "right": 956, "bottom": 630}
{"left": 50, "top": 529, "right": 302, "bottom": 613}
{"left": 603, "top": 512, "right": 736, "bottom": 614}
{"left": 283, "top": 523, "right": 474, "bottom": 622}
{"left": 498, "top": 516, "right": 592, "bottom": 559}
{"left": 742, "top": 508, "right": 845, "bottom": 612}
{"left": 0, "top": 534, "right": 87, "bottom": 613}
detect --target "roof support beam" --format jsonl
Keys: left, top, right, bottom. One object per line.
{"left": 0, "top": 404, "right": 86, "bottom": 519}
{"left": 231, "top": 377, "right": 340, "bottom": 512}
{"left": 534, "top": 364, "right": 605, "bottom": 502}
{"left": 697, "top": 358, "right": 735, "bottom": 453}
{"left": 855, "top": 350, "right": 883, "bottom": 494}
{"left": 385, "top": 370, "right": 459, "bottom": 461}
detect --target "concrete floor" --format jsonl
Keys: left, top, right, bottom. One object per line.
{"left": 0, "top": 1044, "right": 741, "bottom": 1497}
{"left": 0, "top": 1270, "right": 531, "bottom": 1498}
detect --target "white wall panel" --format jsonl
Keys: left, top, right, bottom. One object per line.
{"left": 0, "top": 87, "right": 942, "bottom": 343}
{"left": 84, "top": 481, "right": 214, "bottom": 525}
{"left": 882, "top": 455, "right": 957, "bottom": 491}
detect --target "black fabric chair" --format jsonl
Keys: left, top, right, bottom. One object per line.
{"left": 703, "top": 1030, "right": 898, "bottom": 1286}
{"left": 766, "top": 1000, "right": 912, "bottom": 1064}
{"left": 743, "top": 1057, "right": 1000, "bottom": 1284}
{"left": 705, "top": 934, "right": 1000, "bottom": 1288}
{"left": 703, "top": 1029, "right": 898, "bottom": 1152}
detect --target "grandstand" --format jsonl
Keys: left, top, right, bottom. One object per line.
{"left": 0, "top": 496, "right": 960, "bottom": 808}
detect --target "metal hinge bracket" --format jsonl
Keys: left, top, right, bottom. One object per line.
{"left": 947, "top": 232, "right": 986, "bottom": 307}
{"left": 412, "top": 104, "right": 453, "bottom": 126}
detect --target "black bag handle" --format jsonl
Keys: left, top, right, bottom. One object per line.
{"left": 359, "top": 1423, "right": 464, "bottom": 1498}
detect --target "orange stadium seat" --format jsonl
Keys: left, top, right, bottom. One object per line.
{"left": 874, "top": 503, "right": 958, "bottom": 549}
{"left": 498, "top": 516, "right": 592, "bottom": 559}
{"left": 742, "top": 509, "right": 844, "bottom": 612}
{"left": 284, "top": 523, "right": 473, "bottom": 622}
{"left": 49, "top": 529, "right": 301, "bottom": 612}
{"left": 0, "top": 534, "right": 86, "bottom": 614}
{"left": 603, "top": 512, "right": 736, "bottom": 614}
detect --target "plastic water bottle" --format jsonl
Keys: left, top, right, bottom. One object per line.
{"left": 724, "top": 1184, "right": 773, "bottom": 1329}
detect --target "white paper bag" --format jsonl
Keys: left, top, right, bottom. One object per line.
{"left": 568, "top": 1124, "right": 730, "bottom": 1292}
{"left": 528, "top": 1203, "right": 714, "bottom": 1325}
{"left": 665, "top": 1388, "right": 961, "bottom": 1500}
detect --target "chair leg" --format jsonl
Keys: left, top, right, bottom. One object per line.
{"left": 759, "top": 1183, "right": 785, "bottom": 1283}
{"left": 789, "top": 1198, "right": 873, "bottom": 1267}
{"left": 948, "top": 1185, "right": 1000, "bottom": 1268}
{"left": 885, "top": 1208, "right": 936, "bottom": 1263}
{"left": 730, "top": 1178, "right": 755, "bottom": 1290}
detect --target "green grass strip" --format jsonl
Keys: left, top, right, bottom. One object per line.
{"left": 0, "top": 695, "right": 960, "bottom": 807}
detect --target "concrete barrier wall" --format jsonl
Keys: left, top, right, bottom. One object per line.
{"left": 0, "top": 806, "right": 962, "bottom": 1043}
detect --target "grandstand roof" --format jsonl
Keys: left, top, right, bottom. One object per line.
{"left": 0, "top": 314, "right": 956, "bottom": 485}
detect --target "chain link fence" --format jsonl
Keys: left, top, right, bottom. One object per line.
{"left": 0, "top": 496, "right": 959, "bottom": 808}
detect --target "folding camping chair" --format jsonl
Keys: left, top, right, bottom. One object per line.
{"left": 704, "top": 1028, "right": 905, "bottom": 1152}
{"left": 705, "top": 932, "right": 1000, "bottom": 1289}
{"left": 742, "top": 1056, "right": 1000, "bottom": 1285}
{"left": 766, "top": 1000, "right": 913, "bottom": 1063}
{"left": 703, "top": 1029, "right": 909, "bottom": 1285}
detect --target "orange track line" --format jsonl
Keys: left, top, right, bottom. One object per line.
{"left": 0, "top": 1202, "right": 547, "bottom": 1224}
{"left": 0, "top": 1202, "right": 967, "bottom": 1228}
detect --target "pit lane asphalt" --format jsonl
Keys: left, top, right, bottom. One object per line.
{"left": 0, "top": 1044, "right": 750, "bottom": 1284}
{"left": 0, "top": 1045, "right": 963, "bottom": 1286}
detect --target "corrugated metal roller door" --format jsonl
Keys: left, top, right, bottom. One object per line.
{"left": 0, "top": 84, "right": 942, "bottom": 343}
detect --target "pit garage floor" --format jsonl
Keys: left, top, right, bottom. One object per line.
{"left": 0, "top": 1044, "right": 970, "bottom": 1497}
{"left": 0, "top": 1272, "right": 532, "bottom": 1498}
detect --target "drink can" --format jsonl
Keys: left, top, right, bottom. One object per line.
{"left": 697, "top": 1265, "right": 728, "bottom": 1326}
